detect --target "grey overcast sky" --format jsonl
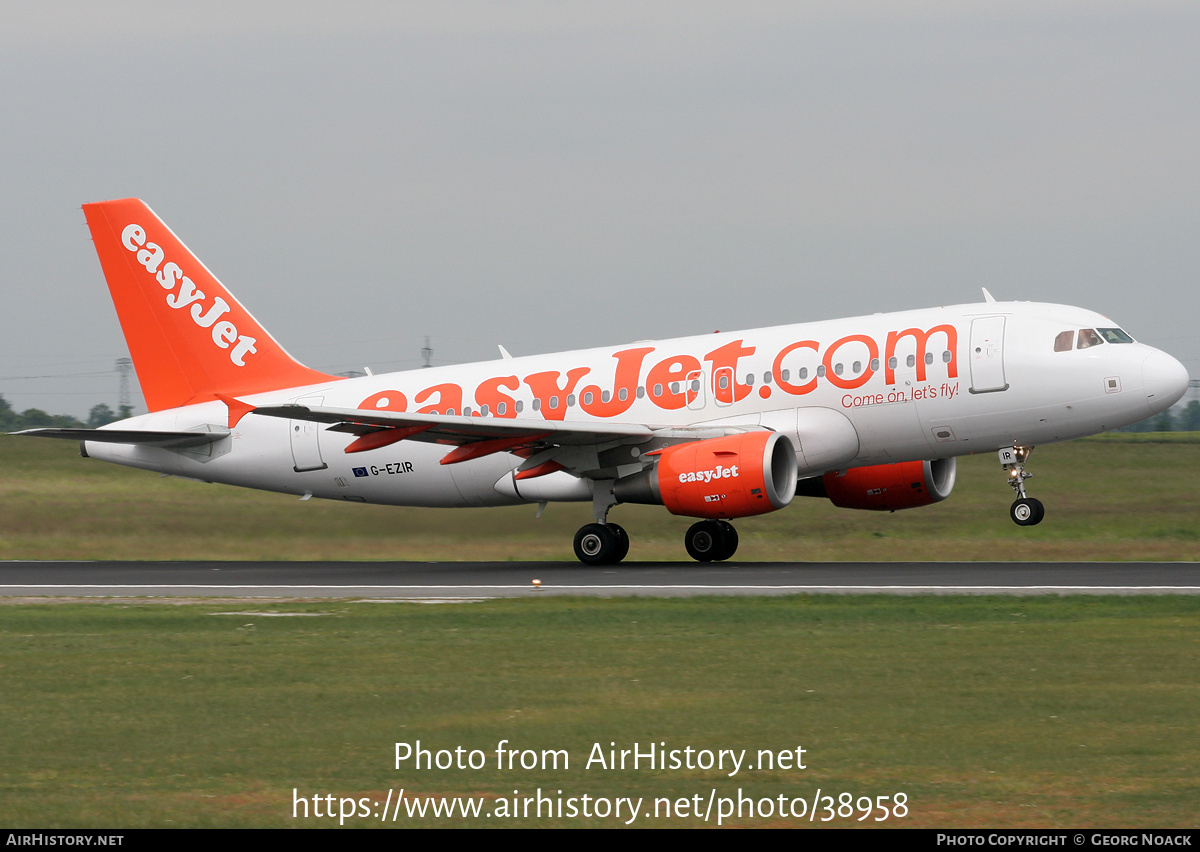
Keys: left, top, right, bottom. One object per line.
{"left": 1, "top": 1, "right": 1196, "bottom": 417}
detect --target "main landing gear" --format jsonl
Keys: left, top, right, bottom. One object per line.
{"left": 1000, "top": 445, "right": 1044, "bottom": 526}
{"left": 573, "top": 522, "right": 630, "bottom": 566}
{"left": 573, "top": 481, "right": 631, "bottom": 566}
{"left": 685, "top": 520, "right": 739, "bottom": 562}
{"left": 571, "top": 480, "right": 742, "bottom": 565}
{"left": 571, "top": 519, "right": 741, "bottom": 564}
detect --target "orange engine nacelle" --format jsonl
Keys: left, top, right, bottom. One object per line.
{"left": 614, "top": 431, "right": 798, "bottom": 519}
{"left": 805, "top": 457, "right": 957, "bottom": 511}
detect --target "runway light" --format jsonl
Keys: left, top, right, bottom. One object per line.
{"left": 532, "top": 579, "right": 541, "bottom": 590}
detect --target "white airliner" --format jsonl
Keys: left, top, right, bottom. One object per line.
{"left": 18, "top": 199, "right": 1190, "bottom": 563}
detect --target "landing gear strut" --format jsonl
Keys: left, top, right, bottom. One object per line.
{"left": 1000, "top": 445, "right": 1044, "bottom": 526}
{"left": 684, "top": 520, "right": 739, "bottom": 562}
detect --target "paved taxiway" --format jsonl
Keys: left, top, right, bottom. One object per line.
{"left": 1, "top": 561, "right": 1198, "bottom": 598}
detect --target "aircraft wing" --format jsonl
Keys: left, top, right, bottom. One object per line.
{"left": 250, "top": 404, "right": 655, "bottom": 445}
{"left": 249, "top": 403, "right": 750, "bottom": 473}
{"left": 13, "top": 428, "right": 230, "bottom": 448}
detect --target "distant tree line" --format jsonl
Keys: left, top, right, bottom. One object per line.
{"left": 1120, "top": 400, "right": 1200, "bottom": 433}
{"left": 0, "top": 394, "right": 133, "bottom": 431}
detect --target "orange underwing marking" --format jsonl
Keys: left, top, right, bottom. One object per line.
{"left": 439, "top": 433, "right": 551, "bottom": 466}
{"left": 344, "top": 425, "right": 432, "bottom": 454}
{"left": 513, "top": 460, "right": 567, "bottom": 480}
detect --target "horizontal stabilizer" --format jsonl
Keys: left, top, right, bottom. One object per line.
{"left": 13, "top": 428, "right": 230, "bottom": 449}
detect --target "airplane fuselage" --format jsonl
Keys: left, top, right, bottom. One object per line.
{"left": 85, "top": 299, "right": 1179, "bottom": 511}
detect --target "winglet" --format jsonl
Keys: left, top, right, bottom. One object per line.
{"left": 215, "top": 393, "right": 256, "bottom": 428}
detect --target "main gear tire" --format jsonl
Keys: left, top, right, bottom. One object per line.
{"left": 715, "top": 521, "right": 739, "bottom": 561}
{"left": 685, "top": 520, "right": 728, "bottom": 562}
{"left": 574, "top": 523, "right": 623, "bottom": 565}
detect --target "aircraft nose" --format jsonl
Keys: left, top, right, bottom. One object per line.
{"left": 1142, "top": 349, "right": 1189, "bottom": 413}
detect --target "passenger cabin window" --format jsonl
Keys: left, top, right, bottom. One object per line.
{"left": 1077, "top": 328, "right": 1104, "bottom": 349}
{"left": 1097, "top": 327, "right": 1134, "bottom": 344}
{"left": 1054, "top": 330, "right": 1074, "bottom": 352}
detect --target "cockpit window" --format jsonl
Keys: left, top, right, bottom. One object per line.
{"left": 1054, "top": 330, "right": 1074, "bottom": 352}
{"left": 1097, "top": 327, "right": 1134, "bottom": 344}
{"left": 1077, "top": 328, "right": 1104, "bottom": 349}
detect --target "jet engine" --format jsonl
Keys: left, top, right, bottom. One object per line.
{"left": 798, "top": 457, "right": 957, "bottom": 511}
{"left": 614, "top": 431, "right": 798, "bottom": 519}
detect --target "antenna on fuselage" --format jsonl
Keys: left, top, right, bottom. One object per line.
{"left": 981, "top": 287, "right": 997, "bottom": 303}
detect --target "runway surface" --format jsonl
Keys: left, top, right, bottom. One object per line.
{"left": 2, "top": 561, "right": 1198, "bottom": 598}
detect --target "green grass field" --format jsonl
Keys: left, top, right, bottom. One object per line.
{"left": 1, "top": 433, "right": 1196, "bottom": 562}
{"left": 1, "top": 434, "right": 1196, "bottom": 828}
{"left": 0, "top": 596, "right": 1196, "bottom": 828}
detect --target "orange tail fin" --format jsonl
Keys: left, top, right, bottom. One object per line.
{"left": 83, "top": 198, "right": 338, "bottom": 412}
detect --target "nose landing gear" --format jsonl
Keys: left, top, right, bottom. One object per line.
{"left": 1000, "top": 445, "right": 1044, "bottom": 526}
